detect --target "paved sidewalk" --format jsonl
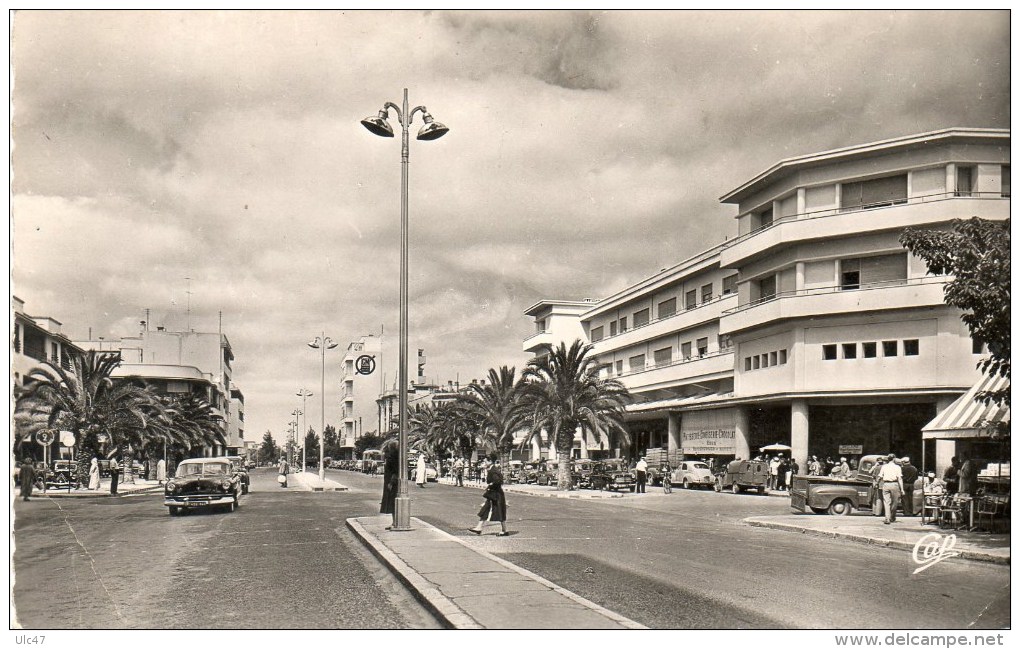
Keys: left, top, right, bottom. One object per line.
{"left": 745, "top": 514, "right": 1010, "bottom": 565}
{"left": 348, "top": 515, "right": 645, "bottom": 629}
{"left": 30, "top": 478, "right": 164, "bottom": 498}
{"left": 287, "top": 471, "right": 349, "bottom": 492}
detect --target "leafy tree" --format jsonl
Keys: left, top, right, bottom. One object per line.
{"left": 259, "top": 430, "right": 280, "bottom": 464}
{"left": 322, "top": 424, "right": 340, "bottom": 458}
{"left": 455, "top": 366, "right": 528, "bottom": 471}
{"left": 304, "top": 428, "right": 320, "bottom": 467}
{"left": 901, "top": 217, "right": 1010, "bottom": 406}
{"left": 522, "top": 340, "right": 632, "bottom": 490}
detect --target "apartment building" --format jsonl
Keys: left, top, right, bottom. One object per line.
{"left": 339, "top": 335, "right": 383, "bottom": 454}
{"left": 524, "top": 128, "right": 1009, "bottom": 476}
{"left": 12, "top": 296, "right": 84, "bottom": 386}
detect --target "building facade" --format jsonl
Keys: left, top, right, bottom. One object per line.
{"left": 339, "top": 335, "right": 383, "bottom": 454}
{"left": 523, "top": 128, "right": 1009, "bottom": 476}
{"left": 12, "top": 296, "right": 83, "bottom": 386}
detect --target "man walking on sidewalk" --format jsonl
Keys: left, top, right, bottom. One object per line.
{"left": 878, "top": 454, "right": 903, "bottom": 524}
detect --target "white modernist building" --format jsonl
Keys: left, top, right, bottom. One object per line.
{"left": 524, "top": 128, "right": 1009, "bottom": 477}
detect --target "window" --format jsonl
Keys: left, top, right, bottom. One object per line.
{"left": 760, "top": 354, "right": 769, "bottom": 368}
{"left": 718, "top": 334, "right": 732, "bottom": 349}
{"left": 840, "top": 259, "right": 861, "bottom": 290}
{"left": 51, "top": 342, "right": 59, "bottom": 363}
{"left": 685, "top": 289, "right": 698, "bottom": 310}
{"left": 536, "top": 319, "right": 546, "bottom": 333}
{"left": 903, "top": 339, "right": 919, "bottom": 356}
{"left": 758, "top": 275, "right": 777, "bottom": 301}
{"left": 619, "top": 317, "right": 627, "bottom": 333}
{"left": 758, "top": 207, "right": 774, "bottom": 229}
{"left": 823, "top": 344, "right": 838, "bottom": 360}
{"left": 610, "top": 321, "right": 617, "bottom": 337}
{"left": 628, "top": 354, "right": 645, "bottom": 372}
{"left": 882, "top": 340, "right": 898, "bottom": 357}
{"left": 769, "top": 351, "right": 778, "bottom": 366}
{"left": 722, "top": 275, "right": 738, "bottom": 296}
{"left": 1002, "top": 166, "right": 1010, "bottom": 198}
{"left": 779, "top": 349, "right": 787, "bottom": 364}
{"left": 633, "top": 308, "right": 650, "bottom": 328}
{"left": 658, "top": 297, "right": 676, "bottom": 319}
{"left": 744, "top": 357, "right": 752, "bottom": 371}
{"left": 13, "top": 325, "right": 20, "bottom": 353}
{"left": 681, "top": 342, "right": 692, "bottom": 360}
{"left": 654, "top": 347, "right": 672, "bottom": 366}
{"left": 862, "top": 342, "right": 877, "bottom": 358}
{"left": 956, "top": 166, "right": 973, "bottom": 197}
{"left": 696, "top": 337, "right": 709, "bottom": 357}
{"left": 591, "top": 326, "right": 604, "bottom": 342}
{"left": 701, "top": 283, "right": 713, "bottom": 303}
{"left": 842, "top": 343, "right": 857, "bottom": 359}
{"left": 752, "top": 356, "right": 760, "bottom": 369}
{"left": 841, "top": 174, "right": 907, "bottom": 210}
{"left": 616, "top": 360, "right": 623, "bottom": 374}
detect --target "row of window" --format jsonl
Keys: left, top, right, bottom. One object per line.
{"left": 822, "top": 339, "right": 918, "bottom": 361}
{"left": 591, "top": 276, "right": 738, "bottom": 342}
{"left": 743, "top": 349, "right": 789, "bottom": 371}
{"left": 754, "top": 252, "right": 908, "bottom": 302}
{"left": 605, "top": 335, "right": 735, "bottom": 377}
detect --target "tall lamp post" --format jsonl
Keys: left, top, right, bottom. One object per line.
{"left": 291, "top": 408, "right": 303, "bottom": 470}
{"left": 308, "top": 334, "right": 339, "bottom": 483}
{"left": 361, "top": 89, "right": 448, "bottom": 531}
{"left": 296, "top": 388, "right": 313, "bottom": 471}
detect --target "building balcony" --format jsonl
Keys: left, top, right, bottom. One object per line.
{"left": 522, "top": 329, "right": 556, "bottom": 354}
{"left": 720, "top": 193, "right": 1009, "bottom": 267}
{"left": 591, "top": 294, "right": 736, "bottom": 354}
{"left": 615, "top": 349, "right": 735, "bottom": 393}
{"left": 719, "top": 276, "right": 950, "bottom": 335}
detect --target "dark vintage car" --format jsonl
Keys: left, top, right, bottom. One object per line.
{"left": 589, "top": 459, "right": 636, "bottom": 492}
{"left": 164, "top": 458, "right": 242, "bottom": 515}
{"left": 573, "top": 459, "right": 597, "bottom": 489}
{"left": 226, "top": 456, "right": 251, "bottom": 494}
{"left": 714, "top": 459, "right": 769, "bottom": 494}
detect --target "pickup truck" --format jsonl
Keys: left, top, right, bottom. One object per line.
{"left": 790, "top": 454, "right": 884, "bottom": 515}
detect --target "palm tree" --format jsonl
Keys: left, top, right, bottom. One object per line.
{"left": 456, "top": 366, "right": 529, "bottom": 471}
{"left": 165, "top": 392, "right": 226, "bottom": 457}
{"left": 522, "top": 340, "right": 632, "bottom": 490}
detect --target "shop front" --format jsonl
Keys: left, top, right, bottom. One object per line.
{"left": 680, "top": 408, "right": 738, "bottom": 469}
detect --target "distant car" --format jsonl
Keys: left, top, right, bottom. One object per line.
{"left": 164, "top": 458, "right": 242, "bottom": 515}
{"left": 225, "top": 456, "right": 250, "bottom": 494}
{"left": 715, "top": 459, "right": 769, "bottom": 494}
{"left": 245, "top": 460, "right": 256, "bottom": 470}
{"left": 573, "top": 459, "right": 596, "bottom": 488}
{"left": 507, "top": 460, "right": 526, "bottom": 484}
{"left": 533, "top": 460, "right": 559, "bottom": 486}
{"left": 46, "top": 460, "right": 77, "bottom": 489}
{"left": 673, "top": 461, "right": 715, "bottom": 489}
{"left": 589, "top": 459, "right": 635, "bottom": 492}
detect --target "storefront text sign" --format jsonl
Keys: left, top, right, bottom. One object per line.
{"left": 681, "top": 429, "right": 735, "bottom": 455}
{"left": 839, "top": 444, "right": 864, "bottom": 455}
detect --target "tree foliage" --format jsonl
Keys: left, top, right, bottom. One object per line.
{"left": 354, "top": 433, "right": 387, "bottom": 457}
{"left": 900, "top": 217, "right": 1010, "bottom": 406}
{"left": 259, "top": 430, "right": 280, "bottom": 464}
{"left": 455, "top": 366, "right": 528, "bottom": 470}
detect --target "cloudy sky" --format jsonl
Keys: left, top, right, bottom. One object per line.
{"left": 11, "top": 10, "right": 1009, "bottom": 443}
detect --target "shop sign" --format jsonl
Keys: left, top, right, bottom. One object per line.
{"left": 838, "top": 444, "right": 863, "bottom": 455}
{"left": 681, "top": 429, "right": 735, "bottom": 455}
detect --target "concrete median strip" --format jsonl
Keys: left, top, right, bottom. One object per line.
{"left": 347, "top": 516, "right": 647, "bottom": 629}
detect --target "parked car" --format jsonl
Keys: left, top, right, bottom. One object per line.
{"left": 46, "top": 460, "right": 77, "bottom": 489}
{"left": 589, "top": 459, "right": 636, "bottom": 492}
{"left": 789, "top": 454, "right": 923, "bottom": 516}
{"left": 573, "top": 459, "right": 596, "bottom": 489}
{"left": 714, "top": 459, "right": 769, "bottom": 494}
{"left": 164, "top": 458, "right": 242, "bottom": 515}
{"left": 225, "top": 456, "right": 250, "bottom": 494}
{"left": 673, "top": 460, "right": 715, "bottom": 489}
{"left": 507, "top": 460, "right": 526, "bottom": 484}
{"left": 533, "top": 460, "right": 559, "bottom": 486}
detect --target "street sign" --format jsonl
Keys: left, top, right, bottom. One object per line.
{"left": 355, "top": 355, "right": 376, "bottom": 375}
{"left": 36, "top": 430, "right": 55, "bottom": 446}
{"left": 60, "top": 431, "right": 76, "bottom": 447}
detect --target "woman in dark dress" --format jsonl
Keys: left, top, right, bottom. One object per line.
{"left": 380, "top": 443, "right": 399, "bottom": 528}
{"left": 19, "top": 457, "right": 36, "bottom": 501}
{"left": 469, "top": 452, "right": 509, "bottom": 536}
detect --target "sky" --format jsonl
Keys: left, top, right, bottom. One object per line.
{"left": 10, "top": 9, "right": 1010, "bottom": 444}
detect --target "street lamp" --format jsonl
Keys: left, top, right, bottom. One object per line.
{"left": 297, "top": 389, "right": 313, "bottom": 472}
{"left": 308, "top": 334, "right": 339, "bottom": 483}
{"left": 291, "top": 408, "right": 302, "bottom": 470}
{"left": 361, "top": 89, "right": 448, "bottom": 531}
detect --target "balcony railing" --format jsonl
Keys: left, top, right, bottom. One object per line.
{"left": 591, "top": 293, "right": 736, "bottom": 344}
{"left": 722, "top": 275, "right": 949, "bottom": 316}
{"left": 723, "top": 192, "right": 1008, "bottom": 250}
{"left": 522, "top": 329, "right": 549, "bottom": 343}
{"left": 609, "top": 348, "right": 734, "bottom": 379}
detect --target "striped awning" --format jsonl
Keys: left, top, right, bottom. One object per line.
{"left": 922, "top": 374, "right": 1010, "bottom": 439}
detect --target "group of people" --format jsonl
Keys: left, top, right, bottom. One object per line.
{"left": 15, "top": 453, "right": 170, "bottom": 501}
{"left": 379, "top": 447, "right": 509, "bottom": 536}
{"left": 751, "top": 454, "right": 800, "bottom": 491}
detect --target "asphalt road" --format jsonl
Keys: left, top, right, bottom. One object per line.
{"left": 12, "top": 468, "right": 1009, "bottom": 630}
{"left": 11, "top": 469, "right": 440, "bottom": 629}
{"left": 338, "top": 470, "right": 1010, "bottom": 630}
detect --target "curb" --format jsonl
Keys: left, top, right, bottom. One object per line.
{"left": 37, "top": 485, "right": 165, "bottom": 498}
{"left": 289, "top": 473, "right": 349, "bottom": 492}
{"left": 744, "top": 518, "right": 1010, "bottom": 566}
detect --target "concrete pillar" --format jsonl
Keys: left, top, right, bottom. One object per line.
{"left": 791, "top": 400, "right": 809, "bottom": 473}
{"left": 733, "top": 406, "right": 750, "bottom": 461}
{"left": 796, "top": 187, "right": 806, "bottom": 216}
{"left": 531, "top": 435, "right": 542, "bottom": 462}
{"left": 946, "top": 163, "right": 957, "bottom": 195}
{"left": 795, "top": 262, "right": 805, "bottom": 292}
{"left": 933, "top": 395, "right": 958, "bottom": 477}
{"left": 579, "top": 429, "right": 588, "bottom": 459}
{"left": 667, "top": 412, "right": 680, "bottom": 458}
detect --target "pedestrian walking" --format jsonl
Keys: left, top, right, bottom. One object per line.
{"left": 870, "top": 456, "right": 887, "bottom": 517}
{"left": 661, "top": 461, "right": 672, "bottom": 494}
{"left": 454, "top": 456, "right": 465, "bottom": 487}
{"left": 877, "top": 454, "right": 903, "bottom": 524}
{"left": 19, "top": 457, "right": 36, "bottom": 501}
{"left": 156, "top": 458, "right": 167, "bottom": 485}
{"left": 469, "top": 453, "right": 509, "bottom": 536}
{"left": 635, "top": 456, "right": 648, "bottom": 493}
{"left": 88, "top": 457, "right": 100, "bottom": 490}
{"left": 900, "top": 457, "right": 918, "bottom": 516}
{"left": 415, "top": 452, "right": 427, "bottom": 488}
{"left": 380, "top": 443, "right": 398, "bottom": 529}
{"left": 769, "top": 454, "right": 781, "bottom": 489}
{"left": 278, "top": 458, "right": 289, "bottom": 487}
{"left": 109, "top": 455, "right": 120, "bottom": 495}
